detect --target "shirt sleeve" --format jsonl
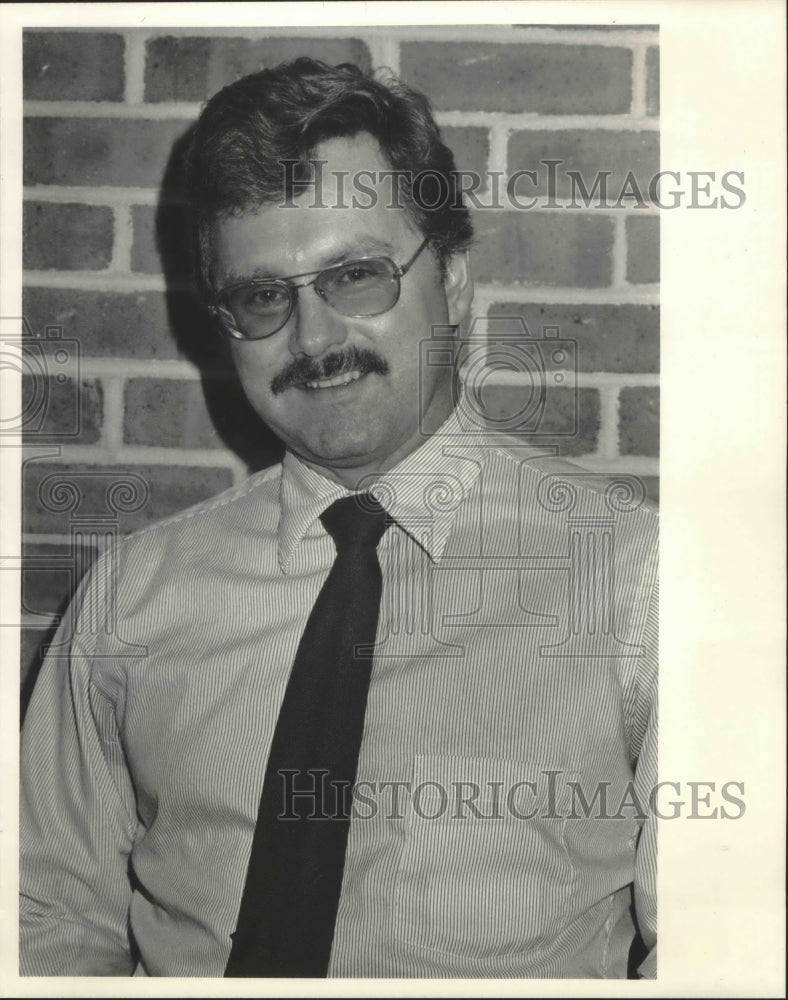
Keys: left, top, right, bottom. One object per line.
{"left": 632, "top": 576, "right": 658, "bottom": 979}
{"left": 20, "top": 545, "right": 138, "bottom": 976}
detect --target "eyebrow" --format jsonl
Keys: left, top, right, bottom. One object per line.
{"left": 222, "top": 236, "right": 398, "bottom": 287}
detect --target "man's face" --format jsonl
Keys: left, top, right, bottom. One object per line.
{"left": 209, "top": 133, "right": 473, "bottom": 486}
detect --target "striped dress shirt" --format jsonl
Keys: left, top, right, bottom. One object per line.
{"left": 20, "top": 407, "right": 658, "bottom": 979}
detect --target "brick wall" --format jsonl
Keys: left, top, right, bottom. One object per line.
{"left": 20, "top": 24, "right": 659, "bottom": 701}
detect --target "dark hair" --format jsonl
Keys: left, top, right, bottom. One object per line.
{"left": 184, "top": 57, "right": 473, "bottom": 288}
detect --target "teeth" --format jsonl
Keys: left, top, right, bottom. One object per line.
{"left": 304, "top": 370, "right": 363, "bottom": 390}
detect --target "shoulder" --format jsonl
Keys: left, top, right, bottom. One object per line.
{"left": 101, "top": 462, "right": 285, "bottom": 587}
{"left": 473, "top": 437, "right": 658, "bottom": 588}
{"left": 484, "top": 434, "right": 659, "bottom": 522}
{"left": 125, "top": 462, "right": 283, "bottom": 544}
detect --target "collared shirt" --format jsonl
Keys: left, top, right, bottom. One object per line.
{"left": 20, "top": 408, "right": 658, "bottom": 979}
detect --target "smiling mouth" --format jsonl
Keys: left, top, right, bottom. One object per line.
{"left": 271, "top": 347, "right": 390, "bottom": 396}
{"left": 300, "top": 370, "right": 366, "bottom": 390}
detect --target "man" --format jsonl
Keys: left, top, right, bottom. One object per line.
{"left": 20, "top": 58, "right": 658, "bottom": 979}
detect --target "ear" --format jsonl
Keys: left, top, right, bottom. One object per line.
{"left": 443, "top": 250, "right": 474, "bottom": 327}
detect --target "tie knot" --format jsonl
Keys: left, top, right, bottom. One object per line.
{"left": 320, "top": 494, "right": 388, "bottom": 552}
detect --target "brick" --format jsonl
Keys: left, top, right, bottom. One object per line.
{"left": 22, "top": 540, "right": 98, "bottom": 617}
{"left": 646, "top": 47, "right": 659, "bottom": 116}
{"left": 23, "top": 31, "right": 125, "bottom": 101}
{"left": 626, "top": 215, "right": 659, "bottom": 284}
{"left": 24, "top": 203, "right": 114, "bottom": 271}
{"left": 22, "top": 287, "right": 230, "bottom": 367}
{"left": 21, "top": 376, "right": 103, "bottom": 445}
{"left": 642, "top": 476, "right": 659, "bottom": 504}
{"left": 619, "top": 386, "right": 659, "bottom": 456}
{"left": 487, "top": 303, "right": 659, "bottom": 373}
{"left": 478, "top": 385, "right": 599, "bottom": 456}
{"left": 130, "top": 205, "right": 159, "bottom": 274}
{"left": 507, "top": 130, "right": 659, "bottom": 205}
{"left": 440, "top": 126, "right": 489, "bottom": 181}
{"left": 124, "top": 378, "right": 223, "bottom": 448}
{"left": 123, "top": 376, "right": 285, "bottom": 471}
{"left": 24, "top": 117, "right": 193, "bottom": 187}
{"left": 131, "top": 203, "right": 195, "bottom": 277}
{"left": 145, "top": 36, "right": 372, "bottom": 102}
{"left": 23, "top": 462, "right": 234, "bottom": 536}
{"left": 401, "top": 42, "right": 632, "bottom": 114}
{"left": 471, "top": 211, "right": 615, "bottom": 286}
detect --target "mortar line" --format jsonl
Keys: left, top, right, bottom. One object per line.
{"left": 23, "top": 270, "right": 660, "bottom": 303}
{"left": 611, "top": 213, "right": 629, "bottom": 289}
{"left": 109, "top": 204, "right": 133, "bottom": 274}
{"left": 99, "top": 374, "right": 125, "bottom": 453}
{"left": 31, "top": 444, "right": 244, "bottom": 468}
{"left": 123, "top": 29, "right": 148, "bottom": 104}
{"left": 366, "top": 35, "right": 400, "bottom": 75}
{"left": 23, "top": 102, "right": 661, "bottom": 131}
{"left": 630, "top": 42, "right": 649, "bottom": 120}
{"left": 597, "top": 385, "right": 622, "bottom": 460}
{"left": 32, "top": 25, "right": 658, "bottom": 46}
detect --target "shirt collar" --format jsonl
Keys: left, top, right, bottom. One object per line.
{"left": 277, "top": 453, "right": 351, "bottom": 573}
{"left": 276, "top": 405, "right": 486, "bottom": 572}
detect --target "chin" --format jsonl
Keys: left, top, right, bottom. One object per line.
{"left": 300, "top": 426, "right": 408, "bottom": 473}
{"left": 306, "top": 418, "right": 388, "bottom": 458}
{"left": 308, "top": 437, "right": 388, "bottom": 468}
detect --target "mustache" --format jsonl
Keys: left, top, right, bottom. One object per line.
{"left": 270, "top": 346, "right": 390, "bottom": 395}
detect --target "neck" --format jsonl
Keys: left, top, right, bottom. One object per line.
{"left": 296, "top": 441, "right": 425, "bottom": 492}
{"left": 294, "top": 407, "right": 458, "bottom": 491}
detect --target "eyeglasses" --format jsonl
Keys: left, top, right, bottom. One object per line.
{"left": 209, "top": 238, "right": 432, "bottom": 341}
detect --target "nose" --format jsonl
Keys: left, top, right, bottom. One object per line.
{"left": 286, "top": 284, "right": 350, "bottom": 358}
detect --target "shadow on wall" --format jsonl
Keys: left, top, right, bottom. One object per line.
{"left": 155, "top": 125, "right": 285, "bottom": 474}
{"left": 20, "top": 131, "right": 288, "bottom": 725}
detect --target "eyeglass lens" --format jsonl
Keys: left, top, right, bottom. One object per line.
{"left": 223, "top": 257, "right": 400, "bottom": 339}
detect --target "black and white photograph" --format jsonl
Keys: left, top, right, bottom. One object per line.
{"left": 0, "top": 2, "right": 784, "bottom": 995}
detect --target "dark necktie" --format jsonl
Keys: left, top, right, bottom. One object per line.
{"left": 225, "top": 493, "right": 389, "bottom": 978}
